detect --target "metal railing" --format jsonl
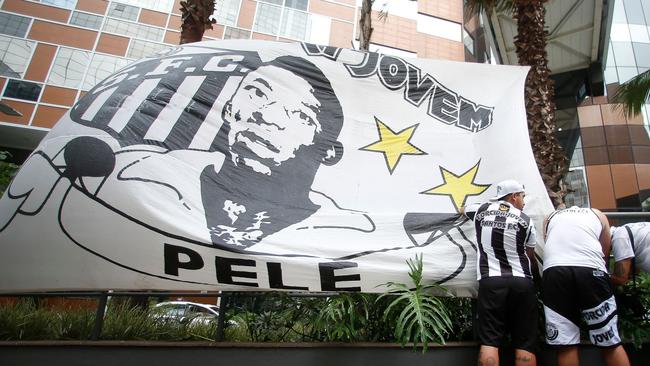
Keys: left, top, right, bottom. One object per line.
{"left": 1, "top": 212, "right": 648, "bottom": 341}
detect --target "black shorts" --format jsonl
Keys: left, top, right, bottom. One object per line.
{"left": 477, "top": 276, "right": 538, "bottom": 352}
{"left": 542, "top": 266, "right": 621, "bottom": 347}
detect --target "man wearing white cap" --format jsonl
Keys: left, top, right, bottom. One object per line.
{"left": 462, "top": 179, "right": 538, "bottom": 366}
{"left": 610, "top": 222, "right": 650, "bottom": 286}
{"left": 542, "top": 206, "right": 630, "bottom": 366}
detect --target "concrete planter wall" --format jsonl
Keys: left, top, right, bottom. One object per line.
{"left": 1, "top": 341, "right": 649, "bottom": 366}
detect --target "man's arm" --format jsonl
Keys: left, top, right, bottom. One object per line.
{"left": 527, "top": 246, "right": 540, "bottom": 282}
{"left": 611, "top": 258, "right": 632, "bottom": 286}
{"left": 593, "top": 208, "right": 612, "bottom": 261}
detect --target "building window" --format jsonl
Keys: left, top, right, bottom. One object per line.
{"left": 254, "top": 0, "right": 310, "bottom": 40}
{"left": 4, "top": 79, "right": 42, "bottom": 102}
{"left": 108, "top": 2, "right": 140, "bottom": 22}
{"left": 48, "top": 47, "right": 90, "bottom": 88}
{"left": 463, "top": 28, "right": 474, "bottom": 55}
{"left": 127, "top": 39, "right": 167, "bottom": 59}
{"left": 32, "top": 0, "right": 76, "bottom": 9}
{"left": 564, "top": 167, "right": 589, "bottom": 208}
{"left": 103, "top": 18, "right": 164, "bottom": 42}
{"left": 254, "top": 3, "right": 283, "bottom": 35}
{"left": 214, "top": 0, "right": 241, "bottom": 26}
{"left": 0, "top": 13, "right": 30, "bottom": 38}
{"left": 280, "top": 8, "right": 309, "bottom": 40}
{"left": 69, "top": 11, "right": 104, "bottom": 30}
{"left": 82, "top": 54, "right": 130, "bottom": 90}
{"left": 0, "top": 36, "right": 35, "bottom": 78}
{"left": 223, "top": 27, "right": 251, "bottom": 40}
{"left": 112, "top": 0, "right": 173, "bottom": 13}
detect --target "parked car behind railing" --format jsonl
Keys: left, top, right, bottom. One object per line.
{"left": 151, "top": 301, "right": 219, "bottom": 325}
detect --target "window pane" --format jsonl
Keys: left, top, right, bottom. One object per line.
{"left": 70, "top": 11, "right": 103, "bottom": 30}
{"left": 116, "top": 0, "right": 173, "bottom": 13}
{"left": 127, "top": 39, "right": 167, "bottom": 59}
{"left": 610, "top": 24, "right": 631, "bottom": 42}
{"left": 254, "top": 3, "right": 282, "bottom": 35}
{"left": 4, "top": 79, "right": 42, "bottom": 101}
{"left": 214, "top": 0, "right": 240, "bottom": 26}
{"left": 103, "top": 18, "right": 164, "bottom": 41}
{"left": 108, "top": 2, "right": 140, "bottom": 22}
{"left": 0, "top": 13, "right": 30, "bottom": 38}
{"left": 633, "top": 42, "right": 650, "bottom": 68}
{"left": 612, "top": 41, "right": 636, "bottom": 67}
{"left": 280, "top": 8, "right": 308, "bottom": 40}
{"left": 223, "top": 27, "right": 251, "bottom": 39}
{"left": 82, "top": 54, "right": 130, "bottom": 90}
{"left": 629, "top": 24, "right": 649, "bottom": 43}
{"left": 259, "top": 0, "right": 283, "bottom": 5}
{"left": 0, "top": 36, "right": 35, "bottom": 78}
{"left": 35, "top": 0, "right": 76, "bottom": 9}
{"left": 617, "top": 66, "right": 639, "bottom": 83}
{"left": 463, "top": 28, "right": 474, "bottom": 55}
{"left": 48, "top": 47, "right": 89, "bottom": 88}
{"left": 623, "top": 0, "right": 645, "bottom": 25}
{"left": 285, "top": 0, "right": 307, "bottom": 11}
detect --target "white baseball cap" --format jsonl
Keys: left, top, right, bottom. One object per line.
{"left": 490, "top": 179, "right": 525, "bottom": 201}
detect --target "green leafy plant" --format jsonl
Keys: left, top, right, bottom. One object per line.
{"left": 617, "top": 272, "right": 650, "bottom": 348}
{"left": 378, "top": 253, "right": 453, "bottom": 352}
{"left": 313, "top": 293, "right": 371, "bottom": 342}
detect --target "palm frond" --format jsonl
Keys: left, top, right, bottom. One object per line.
{"left": 612, "top": 69, "right": 650, "bottom": 118}
{"left": 465, "top": 0, "right": 514, "bottom": 17}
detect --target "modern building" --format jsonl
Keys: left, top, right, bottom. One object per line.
{"left": 1, "top": 0, "right": 647, "bottom": 214}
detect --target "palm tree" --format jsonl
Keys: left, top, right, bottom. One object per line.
{"left": 358, "top": 0, "right": 374, "bottom": 51}
{"left": 179, "top": 0, "right": 216, "bottom": 44}
{"left": 612, "top": 69, "right": 650, "bottom": 118}
{"left": 467, "top": 0, "right": 566, "bottom": 208}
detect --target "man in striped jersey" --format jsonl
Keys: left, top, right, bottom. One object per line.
{"left": 543, "top": 206, "right": 630, "bottom": 366}
{"left": 462, "top": 179, "right": 538, "bottom": 366}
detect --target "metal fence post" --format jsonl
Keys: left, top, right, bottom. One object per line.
{"left": 215, "top": 292, "right": 230, "bottom": 341}
{"left": 91, "top": 292, "right": 108, "bottom": 341}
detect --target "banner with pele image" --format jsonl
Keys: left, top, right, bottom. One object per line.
{"left": 0, "top": 40, "right": 553, "bottom": 295}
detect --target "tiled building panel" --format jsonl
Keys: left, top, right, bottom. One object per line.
{"left": 600, "top": 104, "right": 626, "bottom": 125}
{"left": 309, "top": 0, "right": 354, "bottom": 22}
{"left": 0, "top": 78, "right": 6, "bottom": 91}
{"left": 163, "top": 30, "right": 180, "bottom": 44}
{"left": 139, "top": 8, "right": 169, "bottom": 27}
{"left": 603, "top": 125, "right": 631, "bottom": 145}
{"left": 414, "top": 33, "right": 463, "bottom": 60}
{"left": 583, "top": 146, "right": 609, "bottom": 165}
{"left": 633, "top": 146, "right": 650, "bottom": 164}
{"left": 328, "top": 19, "right": 352, "bottom": 48}
{"left": 637, "top": 164, "right": 650, "bottom": 191}
{"left": 32, "top": 104, "right": 66, "bottom": 128}
{"left": 625, "top": 110, "right": 644, "bottom": 125}
{"left": 171, "top": 0, "right": 182, "bottom": 15}
{"left": 368, "top": 11, "right": 416, "bottom": 52}
{"left": 28, "top": 20, "right": 97, "bottom": 50}
{"left": 607, "top": 146, "right": 634, "bottom": 164}
{"left": 168, "top": 14, "right": 182, "bottom": 30}
{"left": 417, "top": 0, "right": 462, "bottom": 23}
{"left": 204, "top": 24, "right": 225, "bottom": 39}
{"left": 629, "top": 125, "right": 650, "bottom": 145}
{"left": 577, "top": 104, "right": 602, "bottom": 127}
{"left": 75, "top": 0, "right": 108, "bottom": 15}
{"left": 2, "top": 0, "right": 70, "bottom": 23}
{"left": 96, "top": 33, "right": 129, "bottom": 56}
{"left": 237, "top": 0, "right": 256, "bottom": 29}
{"left": 40, "top": 85, "right": 77, "bottom": 106}
{"left": 0, "top": 99, "right": 35, "bottom": 125}
{"left": 252, "top": 32, "right": 276, "bottom": 40}
{"left": 24, "top": 43, "right": 57, "bottom": 82}
{"left": 611, "top": 164, "right": 640, "bottom": 199}
{"left": 585, "top": 164, "right": 617, "bottom": 210}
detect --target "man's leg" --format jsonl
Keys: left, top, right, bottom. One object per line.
{"left": 556, "top": 346, "right": 579, "bottom": 366}
{"left": 478, "top": 345, "right": 498, "bottom": 366}
{"left": 514, "top": 348, "right": 536, "bottom": 366}
{"left": 602, "top": 345, "right": 630, "bottom": 366}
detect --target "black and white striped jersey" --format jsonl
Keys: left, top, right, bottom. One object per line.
{"left": 464, "top": 201, "right": 537, "bottom": 280}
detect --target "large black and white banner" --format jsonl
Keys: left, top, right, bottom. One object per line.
{"left": 0, "top": 41, "right": 553, "bottom": 295}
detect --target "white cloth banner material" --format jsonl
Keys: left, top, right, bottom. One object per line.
{"left": 0, "top": 41, "right": 553, "bottom": 295}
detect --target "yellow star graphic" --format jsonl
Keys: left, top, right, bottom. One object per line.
{"left": 421, "top": 162, "right": 490, "bottom": 212}
{"left": 360, "top": 117, "right": 426, "bottom": 174}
